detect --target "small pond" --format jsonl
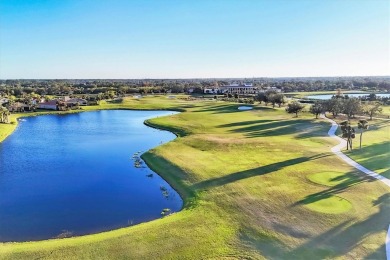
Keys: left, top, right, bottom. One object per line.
{"left": 0, "top": 110, "right": 183, "bottom": 242}
{"left": 238, "top": 106, "right": 253, "bottom": 111}
{"left": 305, "top": 93, "right": 390, "bottom": 100}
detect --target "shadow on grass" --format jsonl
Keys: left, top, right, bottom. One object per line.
{"left": 242, "top": 193, "right": 390, "bottom": 259}
{"left": 218, "top": 119, "right": 323, "bottom": 138}
{"left": 346, "top": 141, "right": 390, "bottom": 178}
{"left": 294, "top": 172, "right": 373, "bottom": 206}
{"left": 218, "top": 119, "right": 276, "bottom": 128}
{"left": 194, "top": 104, "right": 274, "bottom": 114}
{"left": 192, "top": 153, "right": 329, "bottom": 190}
{"left": 289, "top": 193, "right": 390, "bottom": 259}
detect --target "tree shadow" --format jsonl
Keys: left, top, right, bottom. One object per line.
{"left": 193, "top": 104, "right": 244, "bottom": 114}
{"left": 294, "top": 171, "right": 373, "bottom": 206}
{"left": 219, "top": 119, "right": 319, "bottom": 138}
{"left": 346, "top": 141, "right": 390, "bottom": 178}
{"left": 368, "top": 120, "right": 389, "bottom": 130}
{"left": 218, "top": 119, "right": 276, "bottom": 128}
{"left": 192, "top": 153, "right": 329, "bottom": 190}
{"left": 194, "top": 104, "right": 273, "bottom": 114}
{"left": 242, "top": 193, "right": 390, "bottom": 259}
{"left": 290, "top": 193, "right": 390, "bottom": 258}
{"left": 294, "top": 121, "right": 330, "bottom": 139}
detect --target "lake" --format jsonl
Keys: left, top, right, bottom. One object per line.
{"left": 305, "top": 93, "right": 390, "bottom": 100}
{"left": 0, "top": 110, "right": 183, "bottom": 242}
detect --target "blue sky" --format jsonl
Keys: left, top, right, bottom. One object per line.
{"left": 0, "top": 0, "right": 389, "bottom": 79}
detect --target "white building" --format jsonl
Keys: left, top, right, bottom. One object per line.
{"left": 220, "top": 83, "right": 257, "bottom": 94}
{"left": 203, "top": 88, "right": 220, "bottom": 94}
{"left": 66, "top": 98, "right": 87, "bottom": 106}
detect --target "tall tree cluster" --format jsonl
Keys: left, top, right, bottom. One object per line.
{"left": 309, "top": 97, "right": 383, "bottom": 120}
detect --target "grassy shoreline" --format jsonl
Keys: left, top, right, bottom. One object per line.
{"left": 0, "top": 95, "right": 389, "bottom": 259}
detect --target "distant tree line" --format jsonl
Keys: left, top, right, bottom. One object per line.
{"left": 0, "top": 77, "right": 389, "bottom": 99}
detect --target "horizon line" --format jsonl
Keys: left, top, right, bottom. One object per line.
{"left": 1, "top": 75, "right": 390, "bottom": 81}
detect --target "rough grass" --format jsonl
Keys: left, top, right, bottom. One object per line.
{"left": 0, "top": 95, "right": 389, "bottom": 259}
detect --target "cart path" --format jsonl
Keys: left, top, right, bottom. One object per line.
{"left": 321, "top": 115, "right": 390, "bottom": 260}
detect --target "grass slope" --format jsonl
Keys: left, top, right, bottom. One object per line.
{"left": 0, "top": 95, "right": 389, "bottom": 259}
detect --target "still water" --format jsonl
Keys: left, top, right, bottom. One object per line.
{"left": 0, "top": 110, "right": 182, "bottom": 242}
{"left": 305, "top": 93, "right": 390, "bottom": 100}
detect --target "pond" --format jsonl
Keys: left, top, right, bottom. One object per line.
{"left": 0, "top": 110, "right": 183, "bottom": 242}
{"left": 237, "top": 106, "right": 253, "bottom": 111}
{"left": 305, "top": 93, "right": 390, "bottom": 100}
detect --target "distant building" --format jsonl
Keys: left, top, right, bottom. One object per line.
{"left": 203, "top": 88, "right": 220, "bottom": 94}
{"left": 66, "top": 98, "right": 87, "bottom": 106}
{"left": 220, "top": 82, "right": 257, "bottom": 94}
{"left": 38, "top": 100, "right": 58, "bottom": 110}
{"left": 258, "top": 87, "right": 282, "bottom": 93}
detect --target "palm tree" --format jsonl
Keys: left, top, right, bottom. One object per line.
{"left": 0, "top": 106, "right": 10, "bottom": 123}
{"left": 340, "top": 121, "right": 356, "bottom": 150}
{"left": 357, "top": 119, "right": 369, "bottom": 149}
{"left": 0, "top": 107, "right": 4, "bottom": 123}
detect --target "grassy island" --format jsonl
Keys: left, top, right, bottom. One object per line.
{"left": 0, "top": 95, "right": 389, "bottom": 259}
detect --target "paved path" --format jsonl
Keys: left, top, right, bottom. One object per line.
{"left": 321, "top": 115, "right": 390, "bottom": 260}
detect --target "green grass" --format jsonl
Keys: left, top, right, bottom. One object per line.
{"left": 336, "top": 117, "right": 390, "bottom": 178}
{"left": 0, "top": 122, "right": 16, "bottom": 143}
{"left": 303, "top": 196, "right": 353, "bottom": 214}
{"left": 307, "top": 171, "right": 351, "bottom": 187}
{"left": 0, "top": 95, "right": 389, "bottom": 259}
{"left": 381, "top": 105, "right": 390, "bottom": 117}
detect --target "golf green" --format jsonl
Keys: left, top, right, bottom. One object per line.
{"left": 307, "top": 171, "right": 348, "bottom": 187}
{"left": 304, "top": 196, "right": 353, "bottom": 214}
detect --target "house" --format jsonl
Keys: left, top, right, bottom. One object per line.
{"left": 220, "top": 82, "right": 257, "bottom": 94}
{"left": 38, "top": 100, "right": 58, "bottom": 110}
{"left": 66, "top": 98, "right": 88, "bottom": 106}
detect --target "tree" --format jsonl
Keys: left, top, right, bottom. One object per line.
{"left": 0, "top": 106, "right": 10, "bottom": 123}
{"left": 265, "top": 90, "right": 278, "bottom": 106}
{"left": 342, "top": 98, "right": 362, "bottom": 119}
{"left": 255, "top": 92, "right": 266, "bottom": 104}
{"left": 309, "top": 101, "right": 324, "bottom": 119}
{"left": 285, "top": 101, "right": 305, "bottom": 117}
{"left": 367, "top": 93, "right": 377, "bottom": 101}
{"left": 357, "top": 119, "right": 369, "bottom": 149}
{"left": 324, "top": 98, "right": 343, "bottom": 118}
{"left": 363, "top": 101, "right": 382, "bottom": 120}
{"left": 273, "top": 93, "right": 285, "bottom": 107}
{"left": 268, "top": 94, "right": 278, "bottom": 108}
{"left": 340, "top": 121, "right": 356, "bottom": 150}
